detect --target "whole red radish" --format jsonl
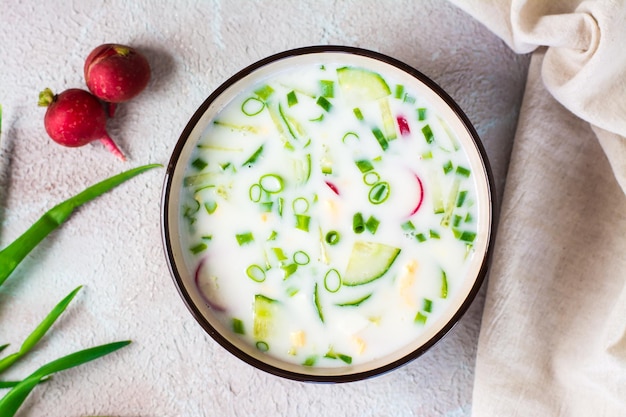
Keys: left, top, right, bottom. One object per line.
{"left": 84, "top": 43, "right": 151, "bottom": 116}
{"left": 38, "top": 88, "right": 125, "bottom": 161}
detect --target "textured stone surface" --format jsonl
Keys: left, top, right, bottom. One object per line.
{"left": 0, "top": 1, "right": 528, "bottom": 415}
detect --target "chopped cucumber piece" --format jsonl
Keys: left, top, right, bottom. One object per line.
{"left": 342, "top": 241, "right": 401, "bottom": 286}
{"left": 337, "top": 67, "right": 391, "bottom": 103}
{"left": 253, "top": 294, "right": 279, "bottom": 340}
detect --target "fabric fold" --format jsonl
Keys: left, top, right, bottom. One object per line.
{"left": 446, "top": 1, "right": 626, "bottom": 416}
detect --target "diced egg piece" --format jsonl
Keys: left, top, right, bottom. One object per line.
{"left": 399, "top": 260, "right": 419, "bottom": 307}
{"left": 290, "top": 330, "right": 306, "bottom": 348}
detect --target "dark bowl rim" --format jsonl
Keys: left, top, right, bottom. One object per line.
{"left": 160, "top": 45, "right": 497, "bottom": 383}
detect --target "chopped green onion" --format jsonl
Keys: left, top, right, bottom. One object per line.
{"left": 278, "top": 103, "right": 297, "bottom": 139}
{"left": 325, "top": 231, "right": 340, "bottom": 245}
{"left": 453, "top": 215, "right": 463, "bottom": 228}
{"left": 338, "top": 354, "right": 353, "bottom": 364}
{"left": 249, "top": 183, "right": 262, "bottom": 202}
{"left": 303, "top": 355, "right": 317, "bottom": 366}
{"left": 191, "top": 158, "right": 208, "bottom": 171}
{"left": 456, "top": 230, "right": 477, "bottom": 242}
{"left": 236, "top": 232, "right": 254, "bottom": 246}
{"left": 293, "top": 251, "right": 310, "bottom": 265}
{"left": 403, "top": 94, "right": 416, "bottom": 104}
{"left": 241, "top": 97, "right": 265, "bottom": 116}
{"left": 281, "top": 263, "right": 298, "bottom": 279}
{"left": 314, "top": 283, "right": 324, "bottom": 322}
{"left": 260, "top": 201, "right": 273, "bottom": 212}
{"left": 456, "top": 166, "right": 471, "bottom": 177}
{"left": 415, "top": 233, "right": 427, "bottom": 242}
{"left": 355, "top": 159, "right": 374, "bottom": 173}
{"left": 277, "top": 197, "right": 285, "bottom": 216}
{"left": 441, "top": 178, "right": 461, "bottom": 228}
{"left": 352, "top": 212, "right": 365, "bottom": 234}
{"left": 401, "top": 220, "right": 416, "bottom": 232}
{"left": 371, "top": 127, "right": 388, "bottom": 150}
{"left": 292, "top": 197, "right": 309, "bottom": 214}
{"left": 429, "top": 229, "right": 441, "bottom": 239}
{"left": 272, "top": 247, "right": 288, "bottom": 262}
{"left": 365, "top": 215, "right": 380, "bottom": 234}
{"left": 286, "top": 286, "right": 300, "bottom": 297}
{"left": 256, "top": 341, "right": 269, "bottom": 352}
{"left": 363, "top": 171, "right": 380, "bottom": 186}
{"left": 422, "top": 124, "right": 434, "bottom": 144}
{"left": 414, "top": 311, "right": 428, "bottom": 325}
{"left": 246, "top": 264, "right": 266, "bottom": 282}
{"left": 421, "top": 150, "right": 433, "bottom": 160}
{"left": 232, "top": 318, "right": 245, "bottom": 334}
{"left": 441, "top": 269, "right": 448, "bottom": 299}
{"left": 423, "top": 298, "right": 433, "bottom": 313}
{"left": 324, "top": 269, "right": 341, "bottom": 293}
{"left": 465, "top": 213, "right": 473, "bottom": 223}
{"left": 254, "top": 84, "right": 275, "bottom": 101}
{"left": 342, "top": 131, "right": 359, "bottom": 143}
{"left": 287, "top": 90, "right": 298, "bottom": 107}
{"left": 457, "top": 190, "right": 468, "bottom": 207}
{"left": 190, "top": 243, "right": 207, "bottom": 254}
{"left": 353, "top": 107, "right": 364, "bottom": 120}
{"left": 204, "top": 201, "right": 218, "bottom": 214}
{"left": 394, "top": 84, "right": 405, "bottom": 99}
{"left": 320, "top": 80, "right": 334, "bottom": 97}
{"left": 267, "top": 230, "right": 278, "bottom": 241}
{"left": 295, "top": 214, "right": 311, "bottom": 232}
{"left": 259, "top": 174, "right": 285, "bottom": 193}
{"left": 316, "top": 96, "right": 332, "bottom": 112}
{"left": 368, "top": 182, "right": 390, "bottom": 204}
{"left": 417, "top": 107, "right": 427, "bottom": 121}
{"left": 443, "top": 160, "right": 454, "bottom": 174}
{"left": 242, "top": 145, "right": 264, "bottom": 167}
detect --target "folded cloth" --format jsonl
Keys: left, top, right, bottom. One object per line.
{"left": 446, "top": 1, "right": 626, "bottom": 416}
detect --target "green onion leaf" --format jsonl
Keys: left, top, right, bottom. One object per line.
{"left": 417, "top": 107, "right": 427, "bottom": 121}
{"left": 0, "top": 164, "right": 161, "bottom": 288}
{"left": 456, "top": 166, "right": 471, "bottom": 177}
{"left": 394, "top": 84, "right": 405, "bottom": 99}
{"left": 423, "top": 298, "right": 433, "bottom": 313}
{"left": 0, "top": 286, "right": 82, "bottom": 375}
{"left": 314, "top": 283, "right": 324, "bottom": 323}
{"left": 0, "top": 341, "right": 130, "bottom": 417}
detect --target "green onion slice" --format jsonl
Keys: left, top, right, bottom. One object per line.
{"left": 246, "top": 264, "right": 266, "bottom": 282}
{"left": 324, "top": 269, "right": 341, "bottom": 293}
{"left": 241, "top": 97, "right": 265, "bottom": 116}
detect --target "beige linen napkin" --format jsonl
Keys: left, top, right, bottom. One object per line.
{"left": 447, "top": 1, "right": 626, "bottom": 416}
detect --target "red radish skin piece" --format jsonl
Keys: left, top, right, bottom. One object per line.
{"left": 397, "top": 115, "right": 410, "bottom": 137}
{"left": 84, "top": 43, "right": 151, "bottom": 117}
{"left": 38, "top": 88, "right": 125, "bottom": 161}
{"left": 194, "top": 257, "right": 227, "bottom": 312}
{"left": 325, "top": 180, "right": 340, "bottom": 195}
{"left": 409, "top": 173, "right": 425, "bottom": 216}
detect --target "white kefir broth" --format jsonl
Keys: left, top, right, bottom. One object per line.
{"left": 179, "top": 62, "right": 481, "bottom": 367}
